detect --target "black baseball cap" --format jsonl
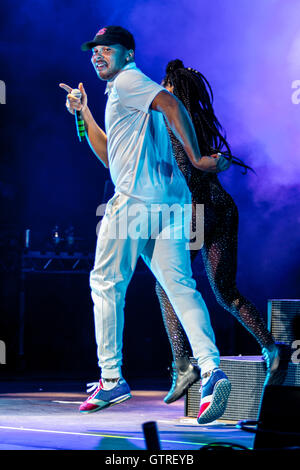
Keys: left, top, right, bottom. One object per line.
{"left": 81, "top": 25, "right": 135, "bottom": 51}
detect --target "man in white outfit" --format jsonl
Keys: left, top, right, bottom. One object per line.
{"left": 60, "top": 25, "right": 231, "bottom": 424}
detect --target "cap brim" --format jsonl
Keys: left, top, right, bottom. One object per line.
{"left": 81, "top": 41, "right": 98, "bottom": 51}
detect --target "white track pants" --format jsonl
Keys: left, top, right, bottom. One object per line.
{"left": 90, "top": 193, "right": 220, "bottom": 379}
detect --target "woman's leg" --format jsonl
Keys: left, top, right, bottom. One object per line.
{"left": 155, "top": 249, "right": 201, "bottom": 404}
{"left": 202, "top": 194, "right": 291, "bottom": 387}
{"left": 202, "top": 198, "right": 274, "bottom": 349}
{"left": 155, "top": 281, "right": 192, "bottom": 360}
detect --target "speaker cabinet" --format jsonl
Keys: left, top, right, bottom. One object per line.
{"left": 268, "top": 299, "right": 300, "bottom": 345}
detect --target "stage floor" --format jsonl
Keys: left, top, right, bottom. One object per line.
{"left": 0, "top": 380, "right": 254, "bottom": 451}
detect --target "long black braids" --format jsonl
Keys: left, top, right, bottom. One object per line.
{"left": 163, "top": 59, "right": 254, "bottom": 174}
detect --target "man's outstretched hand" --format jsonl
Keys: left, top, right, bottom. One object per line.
{"left": 59, "top": 82, "right": 87, "bottom": 115}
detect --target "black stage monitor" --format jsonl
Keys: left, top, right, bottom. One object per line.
{"left": 254, "top": 385, "right": 300, "bottom": 449}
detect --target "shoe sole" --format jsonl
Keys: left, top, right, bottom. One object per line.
{"left": 197, "top": 379, "right": 231, "bottom": 424}
{"left": 79, "top": 393, "right": 132, "bottom": 414}
{"left": 164, "top": 370, "right": 200, "bottom": 404}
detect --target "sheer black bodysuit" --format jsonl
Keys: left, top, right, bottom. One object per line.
{"left": 155, "top": 132, "right": 274, "bottom": 361}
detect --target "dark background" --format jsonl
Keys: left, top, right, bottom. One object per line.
{"left": 0, "top": 0, "right": 299, "bottom": 384}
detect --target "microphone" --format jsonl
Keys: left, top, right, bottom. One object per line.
{"left": 71, "top": 88, "right": 85, "bottom": 142}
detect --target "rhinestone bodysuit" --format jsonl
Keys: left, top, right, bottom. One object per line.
{"left": 155, "top": 131, "right": 274, "bottom": 360}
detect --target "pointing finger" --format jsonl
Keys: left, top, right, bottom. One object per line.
{"left": 59, "top": 83, "right": 73, "bottom": 93}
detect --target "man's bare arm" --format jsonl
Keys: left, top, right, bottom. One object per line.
{"left": 151, "top": 90, "right": 229, "bottom": 173}
{"left": 81, "top": 105, "right": 109, "bottom": 168}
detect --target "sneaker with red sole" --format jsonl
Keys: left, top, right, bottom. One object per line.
{"left": 197, "top": 369, "right": 231, "bottom": 424}
{"left": 79, "top": 378, "right": 132, "bottom": 414}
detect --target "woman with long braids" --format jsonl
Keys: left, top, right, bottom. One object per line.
{"left": 157, "top": 59, "right": 290, "bottom": 412}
